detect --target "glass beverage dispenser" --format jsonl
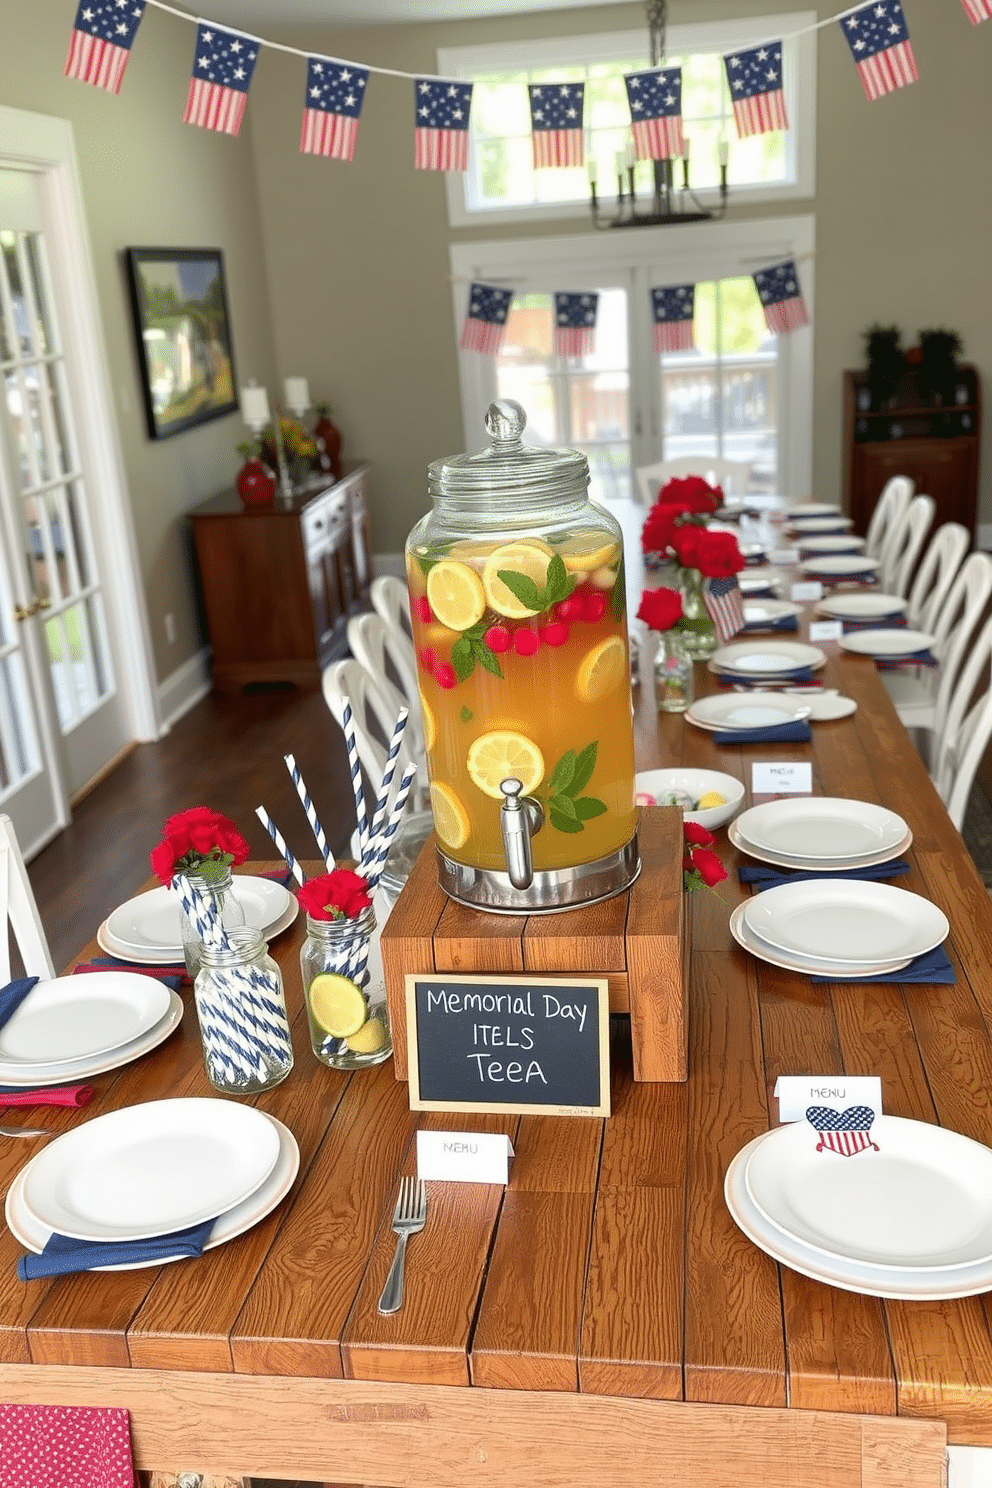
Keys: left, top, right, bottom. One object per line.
{"left": 406, "top": 401, "right": 639, "bottom": 913}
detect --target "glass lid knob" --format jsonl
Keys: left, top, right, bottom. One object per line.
{"left": 485, "top": 399, "right": 527, "bottom": 450}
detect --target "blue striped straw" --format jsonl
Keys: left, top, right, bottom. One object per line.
{"left": 254, "top": 806, "right": 305, "bottom": 887}
{"left": 173, "top": 872, "right": 223, "bottom": 948}
{"left": 367, "top": 707, "right": 409, "bottom": 846}
{"left": 363, "top": 761, "right": 418, "bottom": 882}
{"left": 284, "top": 753, "right": 334, "bottom": 869}
{"left": 342, "top": 699, "right": 369, "bottom": 859}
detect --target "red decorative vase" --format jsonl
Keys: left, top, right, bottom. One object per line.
{"left": 313, "top": 414, "right": 342, "bottom": 483}
{"left": 236, "top": 458, "right": 276, "bottom": 508}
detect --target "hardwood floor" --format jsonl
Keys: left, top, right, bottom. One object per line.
{"left": 27, "top": 685, "right": 354, "bottom": 973}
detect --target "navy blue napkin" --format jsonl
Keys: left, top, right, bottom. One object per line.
{"left": 798, "top": 544, "right": 864, "bottom": 560}
{"left": 842, "top": 615, "right": 908, "bottom": 632}
{"left": 741, "top": 615, "right": 799, "bottom": 634}
{"left": 740, "top": 582, "right": 777, "bottom": 597}
{"left": 0, "top": 978, "right": 39, "bottom": 1031}
{"left": 73, "top": 958, "right": 185, "bottom": 990}
{"left": 739, "top": 858, "right": 911, "bottom": 890}
{"left": 808, "top": 571, "right": 878, "bottom": 587}
{"left": 18, "top": 1217, "right": 216, "bottom": 1280}
{"left": 717, "top": 667, "right": 815, "bottom": 687}
{"left": 811, "top": 944, "right": 955, "bottom": 985}
{"left": 875, "top": 651, "right": 938, "bottom": 669}
{"left": 715, "top": 721, "right": 812, "bottom": 745}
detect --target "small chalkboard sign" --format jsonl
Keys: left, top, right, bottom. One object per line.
{"left": 404, "top": 973, "right": 610, "bottom": 1118}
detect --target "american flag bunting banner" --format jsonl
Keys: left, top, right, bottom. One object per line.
{"left": 962, "top": 0, "right": 992, "bottom": 21}
{"left": 806, "top": 1105, "right": 880, "bottom": 1158}
{"left": 184, "top": 23, "right": 259, "bottom": 136}
{"left": 651, "top": 285, "right": 695, "bottom": 354}
{"left": 63, "top": 0, "right": 146, "bottom": 95}
{"left": 460, "top": 283, "right": 514, "bottom": 355}
{"left": 624, "top": 67, "right": 684, "bottom": 161}
{"left": 840, "top": 1, "right": 918, "bottom": 101}
{"left": 753, "top": 259, "right": 809, "bottom": 335}
{"left": 703, "top": 575, "right": 744, "bottom": 642}
{"left": 554, "top": 293, "right": 598, "bottom": 358}
{"left": 301, "top": 59, "right": 369, "bottom": 160}
{"left": 414, "top": 79, "right": 473, "bottom": 171}
{"left": 529, "top": 83, "right": 585, "bottom": 168}
{"left": 724, "top": 42, "right": 788, "bottom": 137}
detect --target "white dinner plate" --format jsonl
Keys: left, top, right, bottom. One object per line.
{"left": 743, "top": 1118, "right": 992, "bottom": 1271}
{"left": 738, "top": 572, "right": 780, "bottom": 596}
{"left": 0, "top": 974, "right": 171, "bottom": 1067}
{"left": 728, "top": 902, "right": 912, "bottom": 978}
{"left": 741, "top": 599, "right": 803, "bottom": 626}
{"left": 21, "top": 1097, "right": 281, "bottom": 1242}
{"left": 106, "top": 877, "right": 294, "bottom": 957}
{"left": 803, "top": 691, "right": 857, "bottom": 721}
{"left": 725, "top": 1136, "right": 992, "bottom": 1300}
{"left": 728, "top": 819, "right": 912, "bottom": 873}
{"left": 97, "top": 893, "right": 299, "bottom": 965}
{"left": 741, "top": 880, "right": 948, "bottom": 964}
{"left": 687, "top": 693, "right": 813, "bottom": 733}
{"left": 733, "top": 797, "right": 909, "bottom": 860}
{"left": 786, "top": 517, "right": 854, "bottom": 535}
{"left": 0, "top": 991, "right": 184, "bottom": 1087}
{"left": 6, "top": 1114, "right": 300, "bottom": 1272}
{"left": 799, "top": 555, "right": 881, "bottom": 578}
{"left": 815, "top": 592, "right": 907, "bottom": 620}
{"left": 796, "top": 535, "right": 867, "bottom": 554}
{"left": 839, "top": 628, "right": 936, "bottom": 659}
{"left": 786, "top": 502, "right": 843, "bottom": 518}
{"left": 711, "top": 640, "right": 826, "bottom": 675}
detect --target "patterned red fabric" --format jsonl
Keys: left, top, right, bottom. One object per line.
{"left": 0, "top": 1404, "right": 135, "bottom": 1487}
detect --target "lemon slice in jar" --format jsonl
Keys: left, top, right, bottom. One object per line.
{"left": 576, "top": 636, "right": 627, "bottom": 702}
{"left": 561, "top": 530, "right": 620, "bottom": 574}
{"left": 420, "top": 693, "right": 436, "bottom": 752}
{"left": 308, "top": 974, "right": 368, "bottom": 1039}
{"left": 345, "top": 1018, "right": 389, "bottom": 1054}
{"left": 430, "top": 781, "right": 471, "bottom": 849}
{"left": 467, "top": 731, "right": 545, "bottom": 800}
{"left": 482, "top": 541, "right": 554, "bottom": 619}
{"left": 426, "top": 560, "right": 486, "bottom": 631}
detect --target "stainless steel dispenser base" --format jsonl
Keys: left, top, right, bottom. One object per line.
{"left": 436, "top": 835, "right": 641, "bottom": 915}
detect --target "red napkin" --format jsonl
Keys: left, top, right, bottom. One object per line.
{"left": 0, "top": 1084, "right": 93, "bottom": 1108}
{"left": 0, "top": 1404, "right": 134, "bottom": 1488}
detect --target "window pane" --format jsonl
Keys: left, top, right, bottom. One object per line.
{"left": 25, "top": 237, "right": 52, "bottom": 355}
{"left": 662, "top": 364, "right": 719, "bottom": 459}
{"left": 1, "top": 234, "right": 30, "bottom": 357}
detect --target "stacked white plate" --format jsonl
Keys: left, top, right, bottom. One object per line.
{"left": 839, "top": 628, "right": 936, "bottom": 659}
{"left": 725, "top": 1117, "right": 992, "bottom": 1299}
{"left": 686, "top": 693, "right": 813, "bottom": 734}
{"left": 786, "top": 516, "right": 854, "bottom": 535}
{"left": 0, "top": 973, "right": 184, "bottom": 1086}
{"left": 710, "top": 640, "right": 827, "bottom": 680}
{"left": 99, "top": 877, "right": 297, "bottom": 964}
{"left": 5, "top": 1098, "right": 300, "bottom": 1270}
{"left": 739, "top": 572, "right": 780, "bottom": 597}
{"left": 815, "top": 592, "right": 907, "bottom": 621}
{"left": 795, "top": 534, "right": 867, "bottom": 555}
{"left": 785, "top": 502, "right": 844, "bottom": 520}
{"left": 741, "top": 598, "right": 802, "bottom": 629}
{"left": 729, "top": 796, "right": 913, "bottom": 873}
{"left": 798, "top": 554, "right": 880, "bottom": 580}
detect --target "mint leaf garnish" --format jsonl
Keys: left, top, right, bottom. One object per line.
{"left": 550, "top": 809, "right": 584, "bottom": 834}
{"left": 450, "top": 637, "right": 474, "bottom": 682}
{"left": 573, "top": 797, "right": 607, "bottom": 820}
{"left": 415, "top": 541, "right": 454, "bottom": 575}
{"left": 549, "top": 792, "right": 578, "bottom": 819}
{"left": 569, "top": 741, "right": 598, "bottom": 797}
{"left": 548, "top": 750, "right": 577, "bottom": 795}
{"left": 460, "top": 705, "right": 473, "bottom": 722}
{"left": 496, "top": 569, "right": 545, "bottom": 612}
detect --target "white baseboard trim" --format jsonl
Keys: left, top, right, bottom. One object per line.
{"left": 977, "top": 524, "right": 992, "bottom": 552}
{"left": 156, "top": 647, "right": 212, "bottom": 734}
{"left": 374, "top": 551, "right": 405, "bottom": 579}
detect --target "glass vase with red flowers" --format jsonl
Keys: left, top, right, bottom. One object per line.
{"left": 640, "top": 476, "right": 744, "bottom": 661}
{"left": 151, "top": 807, "right": 251, "bottom": 979}
{"left": 636, "top": 586, "right": 693, "bottom": 713}
{"left": 298, "top": 869, "right": 391, "bottom": 1070}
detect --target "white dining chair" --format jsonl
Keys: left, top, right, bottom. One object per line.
{"left": 634, "top": 455, "right": 751, "bottom": 507}
{"left": 904, "top": 521, "right": 969, "bottom": 632}
{"left": 322, "top": 658, "right": 429, "bottom": 817}
{"left": 882, "top": 493, "right": 935, "bottom": 595}
{"left": 0, "top": 815, "right": 55, "bottom": 984}
{"left": 931, "top": 610, "right": 992, "bottom": 831}
{"left": 347, "top": 611, "right": 425, "bottom": 758}
{"left": 864, "top": 475, "right": 914, "bottom": 561}
{"left": 370, "top": 574, "right": 413, "bottom": 644}
{"left": 881, "top": 551, "right": 992, "bottom": 746}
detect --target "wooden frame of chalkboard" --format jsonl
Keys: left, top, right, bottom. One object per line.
{"left": 404, "top": 973, "right": 610, "bottom": 1118}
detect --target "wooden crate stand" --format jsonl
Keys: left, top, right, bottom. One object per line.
{"left": 380, "top": 806, "right": 688, "bottom": 1083}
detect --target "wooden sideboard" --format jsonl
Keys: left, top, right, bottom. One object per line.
{"left": 189, "top": 466, "right": 372, "bottom": 691}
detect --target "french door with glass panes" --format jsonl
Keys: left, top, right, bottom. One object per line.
{"left": 0, "top": 167, "right": 127, "bottom": 854}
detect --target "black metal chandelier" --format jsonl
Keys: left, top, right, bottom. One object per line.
{"left": 590, "top": 0, "right": 729, "bottom": 230}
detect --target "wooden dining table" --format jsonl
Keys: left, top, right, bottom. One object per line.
{"left": 0, "top": 593, "right": 990, "bottom": 1487}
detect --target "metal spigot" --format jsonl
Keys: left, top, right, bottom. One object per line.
{"left": 499, "top": 777, "right": 544, "bottom": 890}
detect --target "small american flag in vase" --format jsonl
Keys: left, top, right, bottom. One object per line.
{"left": 806, "top": 1105, "right": 880, "bottom": 1157}
{"left": 414, "top": 79, "right": 473, "bottom": 171}
{"left": 962, "top": 0, "right": 992, "bottom": 22}
{"left": 624, "top": 68, "right": 684, "bottom": 161}
{"left": 63, "top": 0, "right": 146, "bottom": 95}
{"left": 753, "top": 260, "right": 809, "bottom": 336}
{"left": 840, "top": 1, "right": 918, "bottom": 102}
{"left": 184, "top": 23, "right": 259, "bottom": 136}
{"left": 529, "top": 83, "right": 585, "bottom": 168}
{"left": 460, "top": 284, "right": 514, "bottom": 356}
{"left": 703, "top": 575, "right": 745, "bottom": 643}
{"left": 651, "top": 285, "right": 695, "bottom": 354}
{"left": 300, "top": 59, "right": 369, "bottom": 161}
{"left": 724, "top": 42, "right": 788, "bottom": 137}
{"left": 554, "top": 293, "right": 598, "bottom": 358}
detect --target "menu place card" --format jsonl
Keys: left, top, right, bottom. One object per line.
{"left": 791, "top": 581, "right": 824, "bottom": 602}
{"left": 405, "top": 973, "right": 610, "bottom": 1118}
{"left": 809, "top": 620, "right": 843, "bottom": 643}
{"left": 752, "top": 761, "right": 813, "bottom": 795}
{"left": 769, "top": 547, "right": 800, "bottom": 565}
{"left": 775, "top": 1075, "right": 883, "bottom": 1123}
{"left": 416, "top": 1129, "right": 514, "bottom": 1185}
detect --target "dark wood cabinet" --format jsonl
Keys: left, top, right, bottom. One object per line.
{"left": 842, "top": 365, "right": 981, "bottom": 538}
{"left": 189, "top": 465, "right": 373, "bottom": 691}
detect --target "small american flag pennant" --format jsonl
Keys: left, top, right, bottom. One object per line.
{"left": 184, "top": 23, "right": 260, "bottom": 136}
{"left": 414, "top": 79, "right": 473, "bottom": 171}
{"left": 64, "top": 0, "right": 146, "bottom": 95}
{"left": 300, "top": 58, "right": 369, "bottom": 161}
{"left": 554, "top": 292, "right": 597, "bottom": 358}
{"left": 530, "top": 83, "right": 585, "bottom": 168}
{"left": 460, "top": 283, "right": 514, "bottom": 356}
{"left": 753, "top": 259, "right": 809, "bottom": 335}
{"left": 840, "top": 1, "right": 919, "bottom": 102}
{"left": 704, "top": 575, "right": 745, "bottom": 642}
{"left": 724, "top": 41, "right": 788, "bottom": 137}
{"left": 806, "top": 1105, "right": 880, "bottom": 1157}
{"left": 624, "top": 67, "right": 684, "bottom": 161}
{"left": 962, "top": 0, "right": 992, "bottom": 21}
{"left": 651, "top": 285, "right": 695, "bottom": 354}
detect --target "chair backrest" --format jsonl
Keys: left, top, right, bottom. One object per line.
{"left": 634, "top": 456, "right": 752, "bottom": 507}
{"left": 926, "top": 551, "right": 992, "bottom": 739}
{"left": 347, "top": 611, "right": 424, "bottom": 758}
{"left": 864, "top": 475, "right": 914, "bottom": 559}
{"left": 322, "top": 659, "right": 428, "bottom": 819}
{"left": 932, "top": 609, "right": 992, "bottom": 830}
{"left": 370, "top": 574, "right": 413, "bottom": 644}
{"left": 0, "top": 815, "right": 55, "bottom": 984}
{"left": 905, "top": 522, "right": 969, "bottom": 632}
{"left": 883, "top": 493, "right": 935, "bottom": 595}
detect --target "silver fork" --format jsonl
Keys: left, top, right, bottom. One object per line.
{"left": 0, "top": 1126, "right": 50, "bottom": 1139}
{"left": 377, "top": 1176, "right": 427, "bottom": 1315}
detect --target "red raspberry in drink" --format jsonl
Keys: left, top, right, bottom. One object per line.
{"left": 418, "top": 647, "right": 436, "bottom": 672}
{"left": 557, "top": 593, "right": 586, "bottom": 624}
{"left": 512, "top": 628, "right": 539, "bottom": 656}
{"left": 483, "top": 625, "right": 512, "bottom": 653}
{"left": 539, "top": 622, "right": 569, "bottom": 647}
{"left": 581, "top": 592, "right": 608, "bottom": 622}
{"left": 434, "top": 662, "right": 457, "bottom": 689}
{"left": 415, "top": 596, "right": 433, "bottom": 622}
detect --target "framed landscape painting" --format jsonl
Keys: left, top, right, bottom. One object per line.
{"left": 126, "top": 247, "right": 238, "bottom": 439}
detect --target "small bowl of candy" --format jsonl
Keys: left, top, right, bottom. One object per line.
{"left": 634, "top": 768, "right": 745, "bottom": 831}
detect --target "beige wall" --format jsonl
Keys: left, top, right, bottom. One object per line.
{"left": 0, "top": 0, "right": 277, "bottom": 684}
{"left": 251, "top": 0, "right": 991, "bottom": 554}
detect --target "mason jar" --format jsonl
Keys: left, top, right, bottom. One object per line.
{"left": 300, "top": 905, "right": 392, "bottom": 1070}
{"left": 178, "top": 867, "right": 246, "bottom": 980}
{"left": 194, "top": 926, "right": 294, "bottom": 1094}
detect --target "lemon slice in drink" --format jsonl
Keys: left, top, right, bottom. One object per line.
{"left": 482, "top": 541, "right": 553, "bottom": 619}
{"left": 426, "top": 560, "right": 486, "bottom": 631}
{"left": 345, "top": 1017, "right": 389, "bottom": 1054}
{"left": 576, "top": 636, "right": 626, "bottom": 702}
{"left": 467, "top": 731, "right": 545, "bottom": 800}
{"left": 308, "top": 974, "right": 368, "bottom": 1039}
{"left": 420, "top": 693, "right": 436, "bottom": 752}
{"left": 561, "top": 530, "right": 620, "bottom": 574}
{"left": 430, "top": 781, "right": 471, "bottom": 849}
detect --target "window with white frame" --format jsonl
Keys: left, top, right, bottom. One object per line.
{"left": 439, "top": 12, "right": 816, "bottom": 228}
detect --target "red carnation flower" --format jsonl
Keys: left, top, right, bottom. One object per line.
{"left": 637, "top": 586, "right": 684, "bottom": 633}
{"left": 298, "top": 868, "right": 372, "bottom": 922}
{"left": 683, "top": 820, "right": 716, "bottom": 848}
{"left": 692, "top": 530, "right": 745, "bottom": 580}
{"left": 658, "top": 474, "right": 723, "bottom": 514}
{"left": 669, "top": 524, "right": 702, "bottom": 569}
{"left": 150, "top": 806, "right": 250, "bottom": 886}
{"left": 641, "top": 502, "right": 680, "bottom": 557}
{"left": 689, "top": 847, "right": 728, "bottom": 888}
